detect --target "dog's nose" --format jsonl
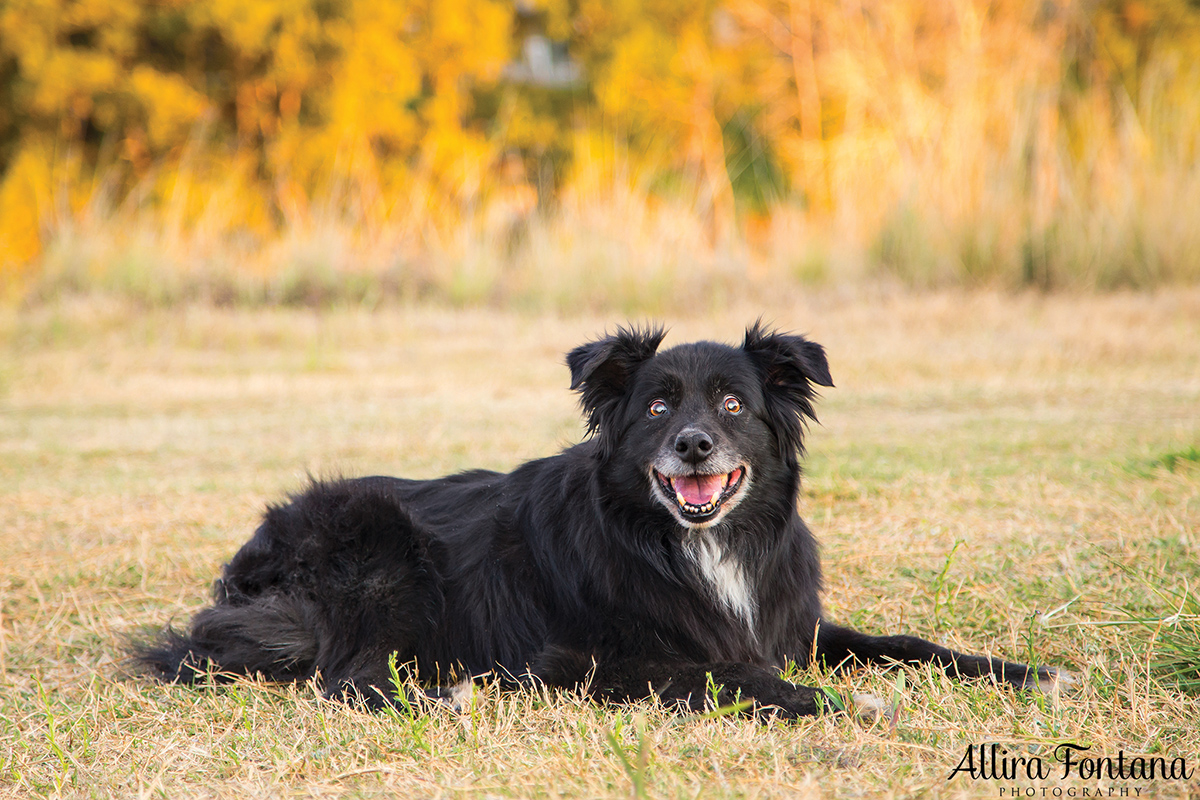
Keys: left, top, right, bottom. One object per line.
{"left": 674, "top": 428, "right": 714, "bottom": 464}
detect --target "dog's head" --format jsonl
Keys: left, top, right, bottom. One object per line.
{"left": 567, "top": 323, "right": 833, "bottom": 529}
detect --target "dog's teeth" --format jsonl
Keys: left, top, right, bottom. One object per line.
{"left": 669, "top": 482, "right": 725, "bottom": 517}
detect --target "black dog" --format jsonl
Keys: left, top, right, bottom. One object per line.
{"left": 137, "top": 324, "right": 1068, "bottom": 717}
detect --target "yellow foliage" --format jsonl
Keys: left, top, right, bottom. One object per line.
{"left": 129, "top": 66, "right": 208, "bottom": 148}
{"left": 0, "top": 146, "right": 50, "bottom": 272}
{"left": 1, "top": 0, "right": 1199, "bottom": 293}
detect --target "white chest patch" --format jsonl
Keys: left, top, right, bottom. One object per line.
{"left": 684, "top": 534, "right": 756, "bottom": 629}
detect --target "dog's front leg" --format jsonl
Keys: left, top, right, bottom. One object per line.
{"left": 814, "top": 620, "right": 1074, "bottom": 694}
{"left": 530, "top": 646, "right": 878, "bottom": 719}
{"left": 615, "top": 660, "right": 824, "bottom": 718}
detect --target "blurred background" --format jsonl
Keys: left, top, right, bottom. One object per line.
{"left": 1, "top": 0, "right": 1198, "bottom": 311}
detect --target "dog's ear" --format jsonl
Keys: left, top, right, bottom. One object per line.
{"left": 567, "top": 325, "right": 666, "bottom": 453}
{"left": 742, "top": 321, "right": 833, "bottom": 458}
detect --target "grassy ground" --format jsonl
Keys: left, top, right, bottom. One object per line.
{"left": 1, "top": 290, "right": 1198, "bottom": 798}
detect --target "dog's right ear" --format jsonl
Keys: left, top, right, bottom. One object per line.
{"left": 567, "top": 325, "right": 666, "bottom": 453}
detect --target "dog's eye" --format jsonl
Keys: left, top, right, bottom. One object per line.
{"left": 722, "top": 395, "right": 743, "bottom": 415}
{"left": 648, "top": 399, "right": 669, "bottom": 417}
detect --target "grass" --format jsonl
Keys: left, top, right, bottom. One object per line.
{"left": 1, "top": 289, "right": 1199, "bottom": 797}
{"left": 1108, "top": 572, "right": 1200, "bottom": 697}
{"left": 1129, "top": 446, "right": 1200, "bottom": 477}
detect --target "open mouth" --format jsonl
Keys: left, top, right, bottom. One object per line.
{"left": 653, "top": 467, "right": 746, "bottom": 520}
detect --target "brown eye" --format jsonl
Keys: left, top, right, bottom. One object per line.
{"left": 722, "top": 395, "right": 743, "bottom": 415}
{"left": 648, "top": 399, "right": 669, "bottom": 417}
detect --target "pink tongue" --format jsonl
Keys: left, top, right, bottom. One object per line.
{"left": 675, "top": 474, "right": 725, "bottom": 505}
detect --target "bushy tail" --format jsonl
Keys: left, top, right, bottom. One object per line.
{"left": 133, "top": 595, "right": 320, "bottom": 684}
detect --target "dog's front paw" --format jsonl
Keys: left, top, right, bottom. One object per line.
{"left": 424, "top": 679, "right": 476, "bottom": 713}
{"left": 850, "top": 692, "right": 892, "bottom": 723}
{"left": 1030, "top": 666, "right": 1080, "bottom": 696}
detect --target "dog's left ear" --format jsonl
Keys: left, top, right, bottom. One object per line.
{"left": 567, "top": 325, "right": 666, "bottom": 454}
{"left": 742, "top": 321, "right": 833, "bottom": 457}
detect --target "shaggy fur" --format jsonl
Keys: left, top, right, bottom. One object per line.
{"left": 135, "top": 323, "right": 1063, "bottom": 717}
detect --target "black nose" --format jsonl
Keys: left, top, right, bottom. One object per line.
{"left": 674, "top": 428, "right": 714, "bottom": 464}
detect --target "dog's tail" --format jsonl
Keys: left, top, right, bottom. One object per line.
{"left": 132, "top": 594, "right": 320, "bottom": 684}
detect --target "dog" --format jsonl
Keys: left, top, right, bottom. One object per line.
{"left": 136, "top": 323, "right": 1068, "bottom": 717}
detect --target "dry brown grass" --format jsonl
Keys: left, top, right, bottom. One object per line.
{"left": 1, "top": 290, "right": 1198, "bottom": 798}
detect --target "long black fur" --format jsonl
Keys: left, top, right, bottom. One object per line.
{"left": 135, "top": 323, "right": 1060, "bottom": 717}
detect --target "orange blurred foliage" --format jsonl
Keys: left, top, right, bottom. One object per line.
{"left": 1, "top": 0, "right": 1198, "bottom": 297}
